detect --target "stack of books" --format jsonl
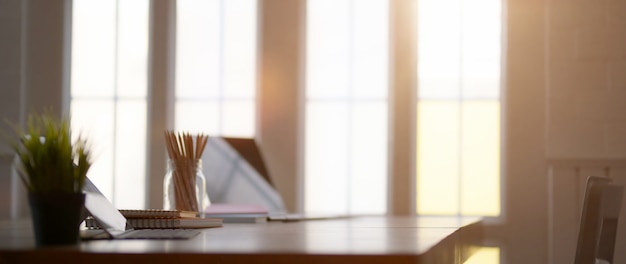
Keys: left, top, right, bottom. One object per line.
{"left": 85, "top": 209, "right": 223, "bottom": 229}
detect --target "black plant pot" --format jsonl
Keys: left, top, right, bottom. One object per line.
{"left": 28, "top": 192, "right": 85, "bottom": 247}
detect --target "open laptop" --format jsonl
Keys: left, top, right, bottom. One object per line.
{"left": 204, "top": 137, "right": 348, "bottom": 222}
{"left": 81, "top": 178, "right": 200, "bottom": 240}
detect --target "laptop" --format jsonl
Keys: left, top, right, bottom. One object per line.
{"left": 204, "top": 137, "right": 349, "bottom": 222}
{"left": 81, "top": 178, "right": 200, "bottom": 240}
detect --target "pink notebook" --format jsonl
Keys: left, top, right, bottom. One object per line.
{"left": 203, "top": 204, "right": 269, "bottom": 223}
{"left": 204, "top": 204, "right": 268, "bottom": 215}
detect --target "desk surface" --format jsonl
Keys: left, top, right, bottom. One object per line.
{"left": 0, "top": 216, "right": 482, "bottom": 264}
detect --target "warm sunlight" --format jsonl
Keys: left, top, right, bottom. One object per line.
{"left": 175, "top": 0, "right": 257, "bottom": 137}
{"left": 305, "top": 0, "right": 388, "bottom": 214}
{"left": 463, "top": 247, "right": 501, "bottom": 264}
{"left": 416, "top": 0, "right": 501, "bottom": 216}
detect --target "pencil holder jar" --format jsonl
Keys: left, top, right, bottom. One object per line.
{"left": 163, "top": 159, "right": 210, "bottom": 213}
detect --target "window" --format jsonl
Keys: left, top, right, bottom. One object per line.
{"left": 70, "top": 0, "right": 502, "bottom": 216}
{"left": 71, "top": 0, "right": 258, "bottom": 208}
{"left": 305, "top": 0, "right": 389, "bottom": 214}
{"left": 70, "top": 0, "right": 149, "bottom": 208}
{"left": 175, "top": 0, "right": 257, "bottom": 136}
{"left": 416, "top": 0, "right": 502, "bottom": 216}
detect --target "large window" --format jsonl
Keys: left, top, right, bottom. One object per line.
{"left": 71, "top": 0, "right": 149, "bottom": 209}
{"left": 305, "top": 0, "right": 389, "bottom": 214}
{"left": 416, "top": 0, "right": 502, "bottom": 216}
{"left": 70, "top": 0, "right": 502, "bottom": 217}
{"left": 71, "top": 0, "right": 257, "bottom": 208}
{"left": 175, "top": 0, "right": 257, "bottom": 136}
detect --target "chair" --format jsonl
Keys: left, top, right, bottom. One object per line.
{"left": 575, "top": 176, "right": 624, "bottom": 264}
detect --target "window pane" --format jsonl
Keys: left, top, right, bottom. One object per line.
{"left": 306, "top": 0, "right": 389, "bottom": 215}
{"left": 176, "top": 0, "right": 257, "bottom": 137}
{"left": 71, "top": 0, "right": 116, "bottom": 98}
{"left": 222, "top": 100, "right": 255, "bottom": 137}
{"left": 175, "top": 101, "right": 220, "bottom": 135}
{"left": 461, "top": 0, "right": 501, "bottom": 99}
{"left": 417, "top": 0, "right": 461, "bottom": 100}
{"left": 305, "top": 102, "right": 350, "bottom": 214}
{"left": 416, "top": 101, "right": 501, "bottom": 216}
{"left": 462, "top": 0, "right": 501, "bottom": 56}
{"left": 416, "top": 0, "right": 501, "bottom": 217}
{"left": 114, "top": 100, "right": 147, "bottom": 208}
{"left": 350, "top": 102, "right": 387, "bottom": 214}
{"left": 223, "top": 0, "right": 257, "bottom": 98}
{"left": 352, "top": 0, "right": 389, "bottom": 99}
{"left": 71, "top": 100, "right": 115, "bottom": 200}
{"left": 461, "top": 59, "right": 500, "bottom": 99}
{"left": 416, "top": 101, "right": 460, "bottom": 215}
{"left": 117, "top": 0, "right": 149, "bottom": 98}
{"left": 72, "top": 1, "right": 149, "bottom": 209}
{"left": 175, "top": 100, "right": 254, "bottom": 137}
{"left": 460, "top": 101, "right": 500, "bottom": 216}
{"left": 306, "top": 0, "right": 351, "bottom": 99}
{"left": 176, "top": 0, "right": 221, "bottom": 99}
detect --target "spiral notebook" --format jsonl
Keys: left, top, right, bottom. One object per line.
{"left": 84, "top": 216, "right": 222, "bottom": 229}
{"left": 82, "top": 178, "right": 218, "bottom": 240}
{"left": 118, "top": 209, "right": 198, "bottom": 219}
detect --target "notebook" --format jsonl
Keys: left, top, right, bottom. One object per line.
{"left": 84, "top": 216, "right": 222, "bottom": 229}
{"left": 118, "top": 209, "right": 198, "bottom": 219}
{"left": 204, "top": 203, "right": 269, "bottom": 223}
{"left": 82, "top": 178, "right": 202, "bottom": 240}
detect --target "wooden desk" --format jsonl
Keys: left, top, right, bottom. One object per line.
{"left": 0, "top": 216, "right": 482, "bottom": 264}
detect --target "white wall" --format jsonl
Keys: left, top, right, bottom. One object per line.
{"left": 257, "top": 0, "right": 304, "bottom": 213}
{"left": 503, "top": 0, "right": 548, "bottom": 263}
{"left": 504, "top": 0, "right": 626, "bottom": 263}
{"left": 544, "top": 0, "right": 626, "bottom": 263}
{"left": 0, "top": 0, "right": 68, "bottom": 219}
{"left": 0, "top": 0, "right": 24, "bottom": 220}
{"left": 546, "top": 0, "right": 626, "bottom": 159}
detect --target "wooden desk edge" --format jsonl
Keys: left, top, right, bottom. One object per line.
{"left": 0, "top": 217, "right": 485, "bottom": 264}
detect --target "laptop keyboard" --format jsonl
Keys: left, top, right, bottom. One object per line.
{"left": 118, "top": 229, "right": 200, "bottom": 239}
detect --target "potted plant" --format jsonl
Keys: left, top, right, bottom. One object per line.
{"left": 8, "top": 112, "right": 91, "bottom": 246}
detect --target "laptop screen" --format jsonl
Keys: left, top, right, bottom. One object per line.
{"left": 83, "top": 178, "right": 131, "bottom": 236}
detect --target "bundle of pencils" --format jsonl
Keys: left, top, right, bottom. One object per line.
{"left": 164, "top": 130, "right": 208, "bottom": 211}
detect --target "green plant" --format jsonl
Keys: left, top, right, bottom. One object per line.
{"left": 8, "top": 113, "right": 91, "bottom": 194}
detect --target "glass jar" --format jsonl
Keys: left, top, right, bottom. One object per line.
{"left": 163, "top": 159, "right": 210, "bottom": 213}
